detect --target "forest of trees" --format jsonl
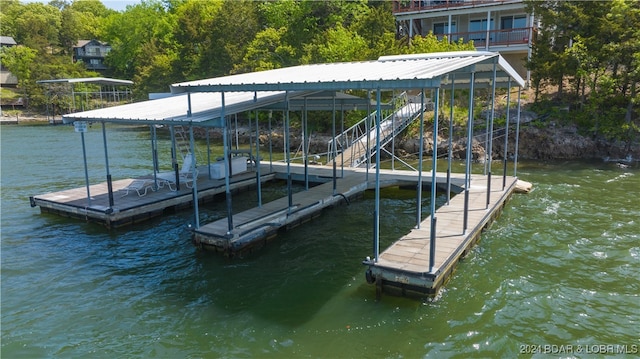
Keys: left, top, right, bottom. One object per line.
{"left": 525, "top": 0, "right": 639, "bottom": 146}
{"left": 0, "top": 0, "right": 638, "bottom": 145}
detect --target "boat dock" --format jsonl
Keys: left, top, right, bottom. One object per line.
{"left": 32, "top": 51, "right": 528, "bottom": 298}
{"left": 32, "top": 159, "right": 517, "bottom": 296}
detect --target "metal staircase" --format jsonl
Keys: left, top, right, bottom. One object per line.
{"left": 326, "top": 92, "right": 427, "bottom": 168}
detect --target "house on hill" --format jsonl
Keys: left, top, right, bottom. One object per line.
{"left": 1, "top": 36, "right": 19, "bottom": 87}
{"left": 73, "top": 39, "right": 112, "bottom": 71}
{"left": 392, "top": 0, "right": 536, "bottom": 85}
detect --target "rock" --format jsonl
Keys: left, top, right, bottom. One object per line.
{"left": 515, "top": 179, "right": 533, "bottom": 194}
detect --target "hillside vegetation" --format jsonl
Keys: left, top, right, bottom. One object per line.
{"left": 0, "top": 0, "right": 638, "bottom": 149}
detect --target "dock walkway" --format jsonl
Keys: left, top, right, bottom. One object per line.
{"left": 364, "top": 174, "right": 517, "bottom": 296}
{"left": 31, "top": 167, "right": 272, "bottom": 228}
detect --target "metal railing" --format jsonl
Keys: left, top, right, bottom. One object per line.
{"left": 435, "top": 27, "right": 534, "bottom": 47}
{"left": 326, "top": 92, "right": 428, "bottom": 168}
{"left": 393, "top": 0, "right": 522, "bottom": 13}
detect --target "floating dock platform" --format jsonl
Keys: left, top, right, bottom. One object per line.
{"left": 31, "top": 161, "right": 518, "bottom": 297}
{"left": 30, "top": 168, "right": 274, "bottom": 228}
{"left": 363, "top": 174, "right": 518, "bottom": 297}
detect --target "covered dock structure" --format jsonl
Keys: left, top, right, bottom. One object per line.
{"left": 32, "top": 51, "right": 526, "bottom": 297}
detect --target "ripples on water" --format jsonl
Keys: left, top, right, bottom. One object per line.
{"left": 2, "top": 125, "right": 639, "bottom": 358}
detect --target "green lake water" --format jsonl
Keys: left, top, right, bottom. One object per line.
{"left": 1, "top": 124, "right": 638, "bottom": 358}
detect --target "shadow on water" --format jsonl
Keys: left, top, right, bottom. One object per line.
{"left": 140, "top": 182, "right": 448, "bottom": 328}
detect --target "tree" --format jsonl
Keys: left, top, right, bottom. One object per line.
{"left": 172, "top": 0, "right": 223, "bottom": 79}
{"left": 0, "top": 45, "right": 38, "bottom": 102}
{"left": 234, "top": 27, "right": 296, "bottom": 73}
{"left": 11, "top": 2, "right": 62, "bottom": 54}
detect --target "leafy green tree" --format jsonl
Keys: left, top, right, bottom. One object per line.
{"left": 234, "top": 27, "right": 296, "bottom": 72}
{"left": 0, "top": 45, "right": 37, "bottom": 100}
{"left": 303, "top": 24, "right": 369, "bottom": 63}
{"left": 197, "top": 0, "right": 260, "bottom": 77}
{"left": 11, "top": 2, "right": 62, "bottom": 54}
{"left": 172, "top": 0, "right": 223, "bottom": 79}
{"left": 405, "top": 32, "right": 475, "bottom": 54}
{"left": 99, "top": 0, "right": 176, "bottom": 87}
{"left": 0, "top": 0, "right": 21, "bottom": 38}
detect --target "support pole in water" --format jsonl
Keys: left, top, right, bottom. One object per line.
{"left": 304, "top": 97, "right": 309, "bottom": 191}
{"left": 189, "top": 125, "right": 200, "bottom": 229}
{"left": 429, "top": 87, "right": 440, "bottom": 273}
{"left": 464, "top": 70, "right": 476, "bottom": 233}
{"left": 285, "top": 92, "right": 293, "bottom": 212}
{"left": 81, "top": 130, "right": 91, "bottom": 207}
{"left": 373, "top": 88, "right": 382, "bottom": 262}
{"left": 486, "top": 59, "right": 497, "bottom": 208}
{"left": 255, "top": 108, "right": 262, "bottom": 207}
{"left": 503, "top": 79, "right": 512, "bottom": 190}
{"left": 332, "top": 94, "right": 337, "bottom": 195}
{"left": 221, "top": 92, "right": 233, "bottom": 232}
{"left": 101, "top": 121, "right": 114, "bottom": 209}
{"left": 416, "top": 89, "right": 425, "bottom": 229}
{"left": 514, "top": 87, "right": 522, "bottom": 177}
{"left": 447, "top": 77, "right": 455, "bottom": 205}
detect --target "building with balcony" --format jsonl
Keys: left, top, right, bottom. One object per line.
{"left": 73, "top": 39, "right": 111, "bottom": 71}
{"left": 393, "top": 0, "right": 536, "bottom": 85}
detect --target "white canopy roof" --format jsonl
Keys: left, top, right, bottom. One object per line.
{"left": 171, "top": 51, "right": 524, "bottom": 93}
{"left": 62, "top": 51, "right": 524, "bottom": 126}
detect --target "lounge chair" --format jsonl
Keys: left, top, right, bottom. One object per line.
{"left": 155, "top": 153, "right": 198, "bottom": 190}
{"left": 121, "top": 179, "right": 155, "bottom": 197}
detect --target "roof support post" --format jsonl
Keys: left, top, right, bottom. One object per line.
{"left": 101, "top": 122, "right": 114, "bottom": 210}
{"left": 255, "top": 109, "right": 262, "bottom": 207}
{"left": 80, "top": 128, "right": 91, "bottom": 207}
{"left": 151, "top": 125, "right": 160, "bottom": 191}
{"left": 391, "top": 91, "right": 396, "bottom": 171}
{"left": 268, "top": 111, "right": 273, "bottom": 172}
{"left": 429, "top": 87, "right": 440, "bottom": 274}
{"left": 485, "top": 10, "right": 491, "bottom": 51}
{"left": 332, "top": 93, "right": 337, "bottom": 195}
{"left": 221, "top": 92, "right": 233, "bottom": 233}
{"left": 189, "top": 124, "right": 200, "bottom": 229}
{"left": 340, "top": 102, "right": 345, "bottom": 178}
{"left": 366, "top": 90, "right": 371, "bottom": 181}
{"left": 502, "top": 79, "right": 512, "bottom": 190}
{"left": 170, "top": 125, "right": 180, "bottom": 190}
{"left": 304, "top": 97, "right": 309, "bottom": 191}
{"left": 464, "top": 70, "right": 476, "bottom": 234}
{"left": 373, "top": 88, "right": 382, "bottom": 262}
{"left": 514, "top": 87, "right": 522, "bottom": 177}
{"left": 416, "top": 89, "right": 426, "bottom": 229}
{"left": 285, "top": 92, "right": 293, "bottom": 213}
{"left": 206, "top": 128, "right": 211, "bottom": 180}
{"left": 446, "top": 76, "right": 456, "bottom": 205}
{"left": 486, "top": 58, "right": 498, "bottom": 208}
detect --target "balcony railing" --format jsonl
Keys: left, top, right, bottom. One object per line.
{"left": 432, "top": 27, "right": 535, "bottom": 47}
{"left": 393, "top": 0, "right": 521, "bottom": 13}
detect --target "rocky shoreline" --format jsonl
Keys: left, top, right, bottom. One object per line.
{"left": 5, "top": 113, "right": 638, "bottom": 162}
{"left": 199, "top": 124, "right": 639, "bottom": 163}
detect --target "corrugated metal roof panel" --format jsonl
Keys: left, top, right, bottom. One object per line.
{"left": 62, "top": 91, "right": 313, "bottom": 126}
{"left": 62, "top": 51, "right": 524, "bottom": 125}
{"left": 170, "top": 51, "right": 523, "bottom": 92}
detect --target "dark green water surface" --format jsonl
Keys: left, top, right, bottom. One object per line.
{"left": 1, "top": 124, "right": 638, "bottom": 358}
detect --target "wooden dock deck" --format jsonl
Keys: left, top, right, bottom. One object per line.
{"left": 31, "top": 167, "right": 274, "bottom": 228}
{"left": 363, "top": 174, "right": 518, "bottom": 297}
